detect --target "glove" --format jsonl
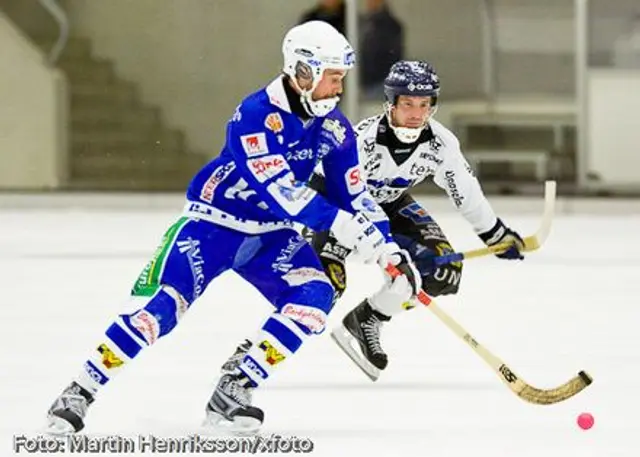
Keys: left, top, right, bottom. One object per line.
{"left": 331, "top": 210, "right": 385, "bottom": 264}
{"left": 395, "top": 227, "right": 462, "bottom": 297}
{"left": 369, "top": 273, "right": 415, "bottom": 318}
{"left": 479, "top": 218, "right": 525, "bottom": 260}
{"left": 377, "top": 243, "right": 421, "bottom": 296}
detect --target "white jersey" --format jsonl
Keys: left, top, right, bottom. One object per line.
{"left": 354, "top": 114, "right": 498, "bottom": 234}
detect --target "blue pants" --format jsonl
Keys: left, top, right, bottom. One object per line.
{"left": 79, "top": 217, "right": 335, "bottom": 391}
{"left": 131, "top": 216, "right": 334, "bottom": 312}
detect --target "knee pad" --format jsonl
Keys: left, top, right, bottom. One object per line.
{"left": 278, "top": 281, "right": 334, "bottom": 334}
{"left": 121, "top": 285, "right": 189, "bottom": 345}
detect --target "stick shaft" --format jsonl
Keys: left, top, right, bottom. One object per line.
{"left": 432, "top": 180, "right": 556, "bottom": 267}
{"left": 385, "top": 263, "right": 592, "bottom": 405}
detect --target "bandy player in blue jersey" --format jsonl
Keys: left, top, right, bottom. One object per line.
{"left": 45, "top": 21, "right": 421, "bottom": 435}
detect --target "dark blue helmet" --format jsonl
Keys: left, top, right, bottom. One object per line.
{"left": 384, "top": 60, "right": 440, "bottom": 106}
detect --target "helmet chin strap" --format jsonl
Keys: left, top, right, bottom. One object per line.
{"left": 292, "top": 76, "right": 339, "bottom": 117}
{"left": 301, "top": 92, "right": 339, "bottom": 117}
{"left": 385, "top": 103, "right": 428, "bottom": 144}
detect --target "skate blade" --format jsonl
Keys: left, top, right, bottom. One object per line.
{"left": 201, "top": 410, "right": 261, "bottom": 436}
{"left": 331, "top": 326, "right": 380, "bottom": 381}
{"left": 43, "top": 415, "right": 76, "bottom": 436}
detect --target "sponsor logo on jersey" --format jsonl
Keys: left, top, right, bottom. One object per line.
{"left": 410, "top": 163, "right": 433, "bottom": 177}
{"left": 444, "top": 170, "right": 464, "bottom": 207}
{"left": 240, "top": 132, "right": 269, "bottom": 157}
{"left": 248, "top": 154, "right": 287, "bottom": 183}
{"left": 200, "top": 162, "right": 236, "bottom": 203}
{"left": 264, "top": 112, "right": 284, "bottom": 133}
{"left": 130, "top": 309, "right": 160, "bottom": 345}
{"left": 419, "top": 150, "right": 444, "bottom": 165}
{"left": 281, "top": 304, "right": 327, "bottom": 334}
{"left": 363, "top": 138, "right": 376, "bottom": 156}
{"left": 282, "top": 267, "right": 331, "bottom": 287}
{"left": 286, "top": 148, "right": 314, "bottom": 161}
{"left": 428, "top": 137, "right": 444, "bottom": 153}
{"left": 364, "top": 153, "right": 383, "bottom": 174}
{"left": 259, "top": 340, "right": 285, "bottom": 366}
{"left": 345, "top": 165, "right": 365, "bottom": 195}
{"left": 97, "top": 343, "right": 123, "bottom": 369}
{"left": 321, "top": 118, "right": 346, "bottom": 144}
{"left": 267, "top": 174, "right": 315, "bottom": 216}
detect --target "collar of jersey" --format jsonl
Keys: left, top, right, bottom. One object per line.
{"left": 265, "top": 75, "right": 314, "bottom": 123}
{"left": 265, "top": 75, "right": 294, "bottom": 113}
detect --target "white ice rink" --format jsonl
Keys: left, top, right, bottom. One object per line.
{"left": 1, "top": 195, "right": 639, "bottom": 456}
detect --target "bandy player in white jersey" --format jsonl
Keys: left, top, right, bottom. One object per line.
{"left": 220, "top": 60, "right": 526, "bottom": 381}
{"left": 307, "top": 60, "right": 527, "bottom": 380}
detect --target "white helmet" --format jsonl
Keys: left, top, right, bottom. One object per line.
{"left": 282, "top": 21, "right": 355, "bottom": 117}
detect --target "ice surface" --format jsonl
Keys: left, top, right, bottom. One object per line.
{"left": 1, "top": 205, "right": 639, "bottom": 456}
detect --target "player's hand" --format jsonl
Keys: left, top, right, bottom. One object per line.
{"left": 369, "top": 272, "right": 415, "bottom": 316}
{"left": 331, "top": 211, "right": 385, "bottom": 264}
{"left": 479, "top": 219, "right": 525, "bottom": 260}
{"left": 378, "top": 244, "right": 421, "bottom": 295}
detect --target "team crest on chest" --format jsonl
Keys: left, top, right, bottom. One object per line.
{"left": 265, "top": 112, "right": 284, "bottom": 133}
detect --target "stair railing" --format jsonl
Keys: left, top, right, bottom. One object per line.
{"left": 37, "top": 0, "right": 68, "bottom": 65}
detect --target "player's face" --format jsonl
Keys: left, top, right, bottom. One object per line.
{"left": 391, "top": 95, "right": 433, "bottom": 128}
{"left": 312, "top": 69, "right": 346, "bottom": 101}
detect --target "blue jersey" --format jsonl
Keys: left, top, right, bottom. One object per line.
{"left": 185, "top": 76, "right": 390, "bottom": 238}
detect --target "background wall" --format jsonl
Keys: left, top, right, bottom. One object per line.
{"left": 55, "top": 0, "right": 577, "bottom": 155}
{"left": 1, "top": 0, "right": 638, "bottom": 193}
{"left": 0, "top": 10, "right": 67, "bottom": 189}
{"left": 56, "top": 0, "right": 489, "bottom": 155}
{"left": 60, "top": 0, "right": 306, "bottom": 156}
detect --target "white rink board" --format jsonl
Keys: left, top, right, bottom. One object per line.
{"left": 1, "top": 196, "right": 639, "bottom": 456}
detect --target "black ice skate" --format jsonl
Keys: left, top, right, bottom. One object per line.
{"left": 220, "top": 339, "right": 252, "bottom": 374}
{"left": 46, "top": 381, "right": 94, "bottom": 435}
{"left": 331, "top": 299, "right": 391, "bottom": 381}
{"left": 203, "top": 372, "right": 264, "bottom": 435}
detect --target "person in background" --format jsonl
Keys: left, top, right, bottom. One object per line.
{"left": 299, "top": 0, "right": 346, "bottom": 36}
{"left": 613, "top": 13, "right": 640, "bottom": 69}
{"left": 359, "top": 0, "right": 404, "bottom": 100}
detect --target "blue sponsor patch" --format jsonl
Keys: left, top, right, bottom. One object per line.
{"left": 399, "top": 202, "right": 433, "bottom": 224}
{"left": 84, "top": 360, "right": 108, "bottom": 385}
